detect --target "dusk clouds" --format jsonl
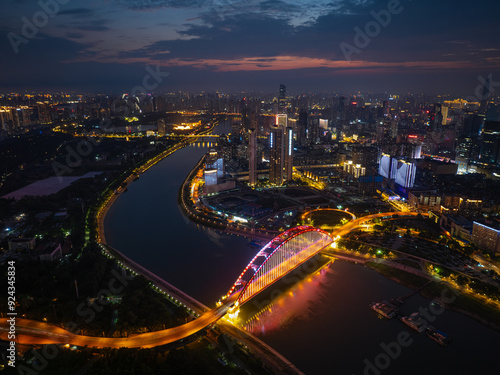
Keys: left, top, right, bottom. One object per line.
{"left": 1, "top": 0, "right": 500, "bottom": 93}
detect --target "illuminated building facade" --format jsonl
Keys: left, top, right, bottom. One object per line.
{"left": 379, "top": 153, "right": 416, "bottom": 188}
{"left": 204, "top": 169, "right": 218, "bottom": 186}
{"left": 206, "top": 150, "right": 224, "bottom": 178}
{"left": 378, "top": 154, "right": 397, "bottom": 179}
{"left": 343, "top": 161, "right": 366, "bottom": 178}
{"left": 285, "top": 126, "right": 294, "bottom": 181}
{"left": 395, "top": 160, "right": 416, "bottom": 188}
{"left": 278, "top": 84, "right": 287, "bottom": 114}
{"left": 249, "top": 128, "right": 257, "bottom": 186}
{"left": 157, "top": 118, "right": 166, "bottom": 135}
{"left": 269, "top": 125, "right": 284, "bottom": 185}
{"left": 472, "top": 222, "right": 500, "bottom": 254}
{"left": 479, "top": 120, "right": 500, "bottom": 166}
{"left": 276, "top": 114, "right": 287, "bottom": 128}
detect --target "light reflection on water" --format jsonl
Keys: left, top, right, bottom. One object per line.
{"left": 242, "top": 260, "right": 336, "bottom": 335}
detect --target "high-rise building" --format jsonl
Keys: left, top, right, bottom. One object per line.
{"left": 11, "top": 109, "right": 20, "bottom": 128}
{"left": 479, "top": 120, "right": 500, "bottom": 166}
{"left": 204, "top": 169, "right": 218, "bottom": 186}
{"left": 308, "top": 117, "right": 320, "bottom": 144}
{"left": 278, "top": 84, "right": 287, "bottom": 114}
{"left": 241, "top": 107, "right": 251, "bottom": 131}
{"left": 472, "top": 222, "right": 500, "bottom": 254}
{"left": 383, "top": 100, "right": 390, "bottom": 117}
{"left": 389, "top": 120, "right": 398, "bottom": 138}
{"left": 269, "top": 125, "right": 284, "bottom": 185}
{"left": 441, "top": 105, "right": 449, "bottom": 125}
{"left": 269, "top": 113, "right": 293, "bottom": 184}
{"left": 378, "top": 154, "right": 393, "bottom": 179}
{"left": 344, "top": 161, "right": 366, "bottom": 178}
{"left": 456, "top": 137, "right": 473, "bottom": 173}
{"left": 157, "top": 118, "right": 166, "bottom": 135}
{"left": 394, "top": 160, "right": 417, "bottom": 188}
{"left": 276, "top": 113, "right": 287, "bottom": 128}
{"left": 0, "top": 109, "right": 8, "bottom": 131}
{"left": 285, "top": 126, "right": 294, "bottom": 181}
{"left": 298, "top": 110, "right": 308, "bottom": 145}
{"left": 206, "top": 150, "right": 224, "bottom": 178}
{"left": 461, "top": 113, "right": 484, "bottom": 137}
{"left": 249, "top": 128, "right": 257, "bottom": 186}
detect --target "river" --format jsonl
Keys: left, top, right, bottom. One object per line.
{"left": 104, "top": 121, "right": 499, "bottom": 374}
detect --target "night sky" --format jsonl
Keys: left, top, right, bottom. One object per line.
{"left": 1, "top": 0, "right": 500, "bottom": 94}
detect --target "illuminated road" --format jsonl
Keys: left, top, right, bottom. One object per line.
{"left": 330, "top": 211, "right": 420, "bottom": 239}
{"left": 0, "top": 294, "right": 238, "bottom": 349}
{"left": 1, "top": 212, "right": 419, "bottom": 350}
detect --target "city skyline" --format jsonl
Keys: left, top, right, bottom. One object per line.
{"left": 1, "top": 0, "right": 500, "bottom": 93}
{"left": 2, "top": 1, "right": 500, "bottom": 374}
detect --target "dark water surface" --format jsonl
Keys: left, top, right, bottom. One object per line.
{"left": 105, "top": 124, "right": 499, "bottom": 374}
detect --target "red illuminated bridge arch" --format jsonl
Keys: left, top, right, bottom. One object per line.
{"left": 225, "top": 226, "right": 333, "bottom": 305}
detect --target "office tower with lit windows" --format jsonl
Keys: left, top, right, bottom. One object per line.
{"left": 249, "top": 128, "right": 257, "bottom": 186}
{"left": 276, "top": 113, "right": 287, "bottom": 128}
{"left": 285, "top": 126, "right": 294, "bottom": 181}
{"left": 269, "top": 125, "right": 284, "bottom": 185}
{"left": 204, "top": 169, "right": 218, "bottom": 186}
{"left": 472, "top": 221, "right": 500, "bottom": 254}
{"left": 394, "top": 160, "right": 417, "bottom": 188}
{"left": 157, "top": 118, "right": 166, "bottom": 135}
{"left": 269, "top": 113, "right": 294, "bottom": 185}
{"left": 206, "top": 150, "right": 224, "bottom": 178}
{"left": 298, "top": 110, "right": 308, "bottom": 145}
{"left": 479, "top": 120, "right": 500, "bottom": 166}
{"left": 278, "top": 84, "right": 287, "bottom": 114}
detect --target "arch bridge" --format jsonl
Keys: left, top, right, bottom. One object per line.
{"left": 225, "top": 225, "right": 333, "bottom": 305}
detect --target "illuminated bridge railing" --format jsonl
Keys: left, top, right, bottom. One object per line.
{"left": 226, "top": 226, "right": 333, "bottom": 305}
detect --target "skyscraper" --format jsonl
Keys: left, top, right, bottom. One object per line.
{"left": 298, "top": 110, "right": 308, "bottom": 145}
{"left": 269, "top": 124, "right": 284, "bottom": 185}
{"left": 249, "top": 128, "right": 257, "bottom": 186}
{"left": 479, "top": 120, "right": 500, "bottom": 166}
{"left": 269, "top": 114, "right": 293, "bottom": 185}
{"left": 278, "top": 84, "right": 287, "bottom": 114}
{"left": 285, "top": 126, "right": 294, "bottom": 181}
{"left": 394, "top": 160, "right": 417, "bottom": 188}
{"left": 276, "top": 113, "right": 287, "bottom": 128}
{"left": 157, "top": 118, "right": 166, "bottom": 135}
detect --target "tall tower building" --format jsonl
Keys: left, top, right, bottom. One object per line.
{"left": 278, "top": 84, "right": 287, "bottom": 114}
{"left": 383, "top": 100, "right": 390, "bottom": 117}
{"left": 249, "top": 128, "right": 257, "bottom": 186}
{"left": 269, "top": 114, "right": 294, "bottom": 185}
{"left": 157, "top": 118, "right": 166, "bottom": 136}
{"left": 479, "top": 120, "right": 500, "bottom": 166}
{"left": 269, "top": 125, "right": 285, "bottom": 185}
{"left": 285, "top": 126, "right": 294, "bottom": 181}
{"left": 276, "top": 113, "right": 287, "bottom": 128}
{"left": 390, "top": 120, "right": 398, "bottom": 138}
{"left": 441, "top": 105, "right": 449, "bottom": 125}
{"left": 11, "top": 109, "right": 20, "bottom": 128}
{"left": 298, "top": 110, "right": 308, "bottom": 145}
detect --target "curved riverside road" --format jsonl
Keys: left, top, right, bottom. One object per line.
{"left": 0, "top": 294, "right": 238, "bottom": 349}
{"left": 0, "top": 213, "right": 420, "bottom": 349}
